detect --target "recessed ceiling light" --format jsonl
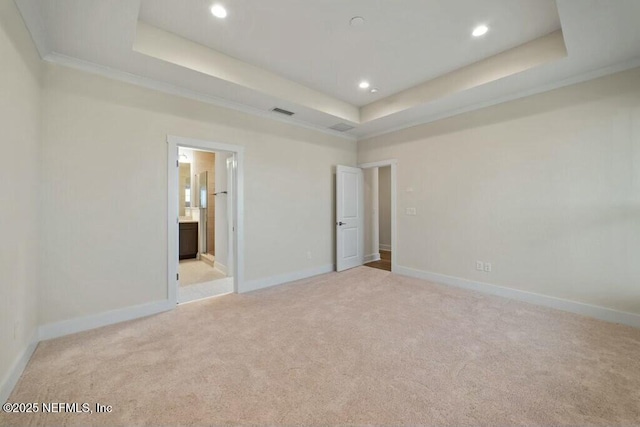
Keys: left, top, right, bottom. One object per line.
{"left": 472, "top": 25, "right": 489, "bottom": 37}
{"left": 359, "top": 81, "right": 370, "bottom": 89}
{"left": 350, "top": 16, "right": 365, "bottom": 27}
{"left": 210, "top": 4, "right": 227, "bottom": 19}
{"left": 370, "top": 88, "right": 379, "bottom": 93}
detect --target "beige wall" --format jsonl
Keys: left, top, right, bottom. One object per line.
{"left": 378, "top": 166, "right": 391, "bottom": 249}
{"left": 0, "top": 0, "right": 41, "bottom": 396}
{"left": 359, "top": 68, "right": 640, "bottom": 315}
{"left": 39, "top": 63, "right": 356, "bottom": 324}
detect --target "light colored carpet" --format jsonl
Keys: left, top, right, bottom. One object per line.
{"left": 3, "top": 267, "right": 640, "bottom": 426}
{"left": 179, "top": 259, "right": 226, "bottom": 287}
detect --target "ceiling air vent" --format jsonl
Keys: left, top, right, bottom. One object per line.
{"left": 329, "top": 123, "right": 355, "bottom": 132}
{"left": 271, "top": 107, "right": 295, "bottom": 116}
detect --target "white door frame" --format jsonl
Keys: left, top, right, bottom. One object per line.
{"left": 358, "top": 159, "right": 398, "bottom": 272}
{"left": 225, "top": 156, "right": 235, "bottom": 276}
{"left": 167, "top": 135, "right": 245, "bottom": 305}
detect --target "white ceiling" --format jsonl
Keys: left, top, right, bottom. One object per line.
{"left": 138, "top": 0, "right": 561, "bottom": 107}
{"left": 14, "top": 0, "right": 640, "bottom": 140}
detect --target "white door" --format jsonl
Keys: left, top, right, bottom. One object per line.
{"left": 336, "top": 165, "right": 364, "bottom": 272}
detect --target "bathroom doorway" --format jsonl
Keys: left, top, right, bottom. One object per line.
{"left": 167, "top": 136, "right": 244, "bottom": 305}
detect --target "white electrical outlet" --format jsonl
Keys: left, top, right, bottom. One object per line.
{"left": 484, "top": 263, "right": 492, "bottom": 272}
{"left": 406, "top": 207, "right": 417, "bottom": 215}
{"left": 476, "top": 261, "right": 484, "bottom": 271}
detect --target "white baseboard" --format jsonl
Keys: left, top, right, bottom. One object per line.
{"left": 365, "top": 253, "right": 381, "bottom": 263}
{"left": 395, "top": 265, "right": 640, "bottom": 328}
{"left": 214, "top": 261, "right": 228, "bottom": 276}
{"left": 2, "top": 263, "right": 331, "bottom": 399}
{"left": 1, "top": 330, "right": 38, "bottom": 404}
{"left": 241, "top": 264, "right": 334, "bottom": 293}
{"left": 199, "top": 253, "right": 214, "bottom": 267}
{"left": 379, "top": 244, "right": 391, "bottom": 251}
{"left": 2, "top": 300, "right": 175, "bottom": 401}
{"left": 38, "top": 299, "right": 175, "bottom": 341}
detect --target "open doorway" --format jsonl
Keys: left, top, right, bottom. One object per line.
{"left": 176, "top": 147, "right": 233, "bottom": 303}
{"left": 363, "top": 166, "right": 392, "bottom": 271}
{"left": 335, "top": 160, "right": 396, "bottom": 273}
{"left": 168, "top": 135, "right": 245, "bottom": 305}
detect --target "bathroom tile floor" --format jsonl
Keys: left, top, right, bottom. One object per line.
{"left": 178, "top": 277, "right": 234, "bottom": 304}
{"left": 179, "top": 259, "right": 226, "bottom": 286}
{"left": 178, "top": 259, "right": 233, "bottom": 304}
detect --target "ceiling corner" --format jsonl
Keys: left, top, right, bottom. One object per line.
{"left": 14, "top": 0, "right": 51, "bottom": 58}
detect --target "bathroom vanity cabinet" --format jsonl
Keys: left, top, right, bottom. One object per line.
{"left": 179, "top": 221, "right": 198, "bottom": 259}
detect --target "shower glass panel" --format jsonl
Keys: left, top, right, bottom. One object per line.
{"left": 198, "top": 171, "right": 208, "bottom": 254}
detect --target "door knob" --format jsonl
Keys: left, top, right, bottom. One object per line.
{"left": 338, "top": 221, "right": 346, "bottom": 226}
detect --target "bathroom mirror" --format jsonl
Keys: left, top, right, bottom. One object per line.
{"left": 179, "top": 162, "right": 191, "bottom": 216}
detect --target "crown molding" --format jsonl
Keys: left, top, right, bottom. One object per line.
{"left": 357, "top": 56, "right": 640, "bottom": 141}
{"left": 41, "top": 51, "right": 640, "bottom": 143}
{"left": 14, "top": 0, "right": 640, "bottom": 144}
{"left": 42, "top": 52, "right": 358, "bottom": 142}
